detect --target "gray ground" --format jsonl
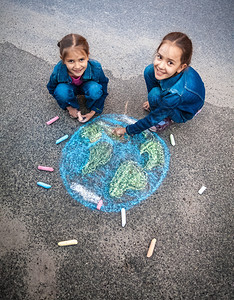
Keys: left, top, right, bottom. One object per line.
{"left": 0, "top": 1, "right": 233, "bottom": 300}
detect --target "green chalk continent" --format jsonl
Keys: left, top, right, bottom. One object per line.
{"left": 82, "top": 142, "right": 113, "bottom": 175}
{"left": 80, "top": 123, "right": 102, "bottom": 143}
{"left": 109, "top": 161, "right": 147, "bottom": 198}
{"left": 140, "top": 140, "right": 164, "bottom": 170}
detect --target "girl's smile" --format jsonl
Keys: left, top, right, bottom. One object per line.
{"left": 63, "top": 48, "right": 89, "bottom": 78}
{"left": 154, "top": 41, "right": 187, "bottom": 80}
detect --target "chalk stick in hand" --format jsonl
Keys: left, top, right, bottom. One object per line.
{"left": 77, "top": 111, "right": 84, "bottom": 122}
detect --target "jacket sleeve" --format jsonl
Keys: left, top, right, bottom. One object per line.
{"left": 144, "top": 64, "right": 161, "bottom": 93}
{"left": 91, "top": 67, "right": 109, "bottom": 114}
{"left": 126, "top": 107, "right": 172, "bottom": 135}
{"left": 47, "top": 70, "right": 58, "bottom": 96}
{"left": 126, "top": 94, "right": 181, "bottom": 136}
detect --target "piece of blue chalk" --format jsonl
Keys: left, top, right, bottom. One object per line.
{"left": 56, "top": 134, "right": 69, "bottom": 144}
{"left": 37, "top": 182, "right": 51, "bottom": 189}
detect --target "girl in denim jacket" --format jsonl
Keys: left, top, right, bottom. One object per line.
{"left": 47, "top": 34, "right": 109, "bottom": 122}
{"left": 113, "top": 32, "right": 205, "bottom": 136}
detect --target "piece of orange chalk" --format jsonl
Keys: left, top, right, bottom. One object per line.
{"left": 147, "top": 238, "right": 156, "bottom": 257}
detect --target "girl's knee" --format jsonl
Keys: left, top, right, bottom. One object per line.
{"left": 54, "top": 83, "right": 72, "bottom": 100}
{"left": 144, "top": 64, "right": 155, "bottom": 80}
{"left": 85, "top": 82, "right": 103, "bottom": 100}
{"left": 148, "top": 87, "right": 162, "bottom": 109}
{"left": 144, "top": 65, "right": 152, "bottom": 78}
{"left": 54, "top": 83, "right": 77, "bottom": 109}
{"left": 148, "top": 87, "right": 161, "bottom": 100}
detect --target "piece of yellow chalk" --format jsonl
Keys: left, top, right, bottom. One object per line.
{"left": 147, "top": 238, "right": 156, "bottom": 257}
{"left": 58, "top": 239, "right": 78, "bottom": 247}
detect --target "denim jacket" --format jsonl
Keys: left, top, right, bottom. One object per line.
{"left": 47, "top": 59, "right": 109, "bottom": 112}
{"left": 126, "top": 65, "right": 205, "bottom": 136}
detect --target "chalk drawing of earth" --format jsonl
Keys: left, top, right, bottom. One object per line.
{"left": 60, "top": 114, "right": 170, "bottom": 212}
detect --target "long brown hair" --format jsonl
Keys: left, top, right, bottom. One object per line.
{"left": 157, "top": 32, "right": 193, "bottom": 65}
{"left": 57, "top": 34, "right": 89, "bottom": 60}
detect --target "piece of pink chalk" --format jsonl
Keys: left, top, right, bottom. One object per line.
{"left": 97, "top": 200, "right": 103, "bottom": 210}
{"left": 46, "top": 116, "right": 59, "bottom": 125}
{"left": 38, "top": 166, "right": 54, "bottom": 172}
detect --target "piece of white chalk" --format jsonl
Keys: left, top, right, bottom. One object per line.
{"left": 170, "top": 134, "right": 175, "bottom": 146}
{"left": 158, "top": 120, "right": 166, "bottom": 126}
{"left": 97, "top": 200, "right": 103, "bottom": 210}
{"left": 37, "top": 182, "right": 51, "bottom": 189}
{"left": 198, "top": 186, "right": 207, "bottom": 194}
{"left": 38, "top": 165, "right": 54, "bottom": 172}
{"left": 147, "top": 238, "right": 156, "bottom": 258}
{"left": 121, "top": 208, "right": 126, "bottom": 227}
{"left": 56, "top": 134, "right": 69, "bottom": 144}
{"left": 46, "top": 116, "right": 59, "bottom": 125}
{"left": 58, "top": 239, "right": 78, "bottom": 247}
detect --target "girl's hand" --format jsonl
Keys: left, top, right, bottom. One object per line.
{"left": 78, "top": 110, "right": 95, "bottom": 123}
{"left": 67, "top": 106, "right": 79, "bottom": 118}
{"left": 112, "top": 127, "right": 126, "bottom": 137}
{"left": 143, "top": 101, "right": 150, "bottom": 112}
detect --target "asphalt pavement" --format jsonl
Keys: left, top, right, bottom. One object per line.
{"left": 0, "top": 1, "right": 233, "bottom": 299}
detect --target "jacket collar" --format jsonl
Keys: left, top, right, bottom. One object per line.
{"left": 58, "top": 62, "right": 70, "bottom": 82}
{"left": 82, "top": 61, "right": 92, "bottom": 80}
{"left": 58, "top": 60, "right": 92, "bottom": 81}
{"left": 159, "top": 71, "right": 183, "bottom": 91}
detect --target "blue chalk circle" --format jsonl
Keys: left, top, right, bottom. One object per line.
{"left": 60, "top": 114, "right": 170, "bottom": 212}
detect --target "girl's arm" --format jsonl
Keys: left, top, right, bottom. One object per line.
{"left": 144, "top": 64, "right": 160, "bottom": 93}
{"left": 125, "top": 94, "right": 181, "bottom": 136}
{"left": 47, "top": 72, "right": 58, "bottom": 96}
{"left": 125, "top": 107, "right": 172, "bottom": 135}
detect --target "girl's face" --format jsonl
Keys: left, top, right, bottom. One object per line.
{"left": 63, "top": 48, "right": 89, "bottom": 78}
{"left": 153, "top": 41, "right": 187, "bottom": 80}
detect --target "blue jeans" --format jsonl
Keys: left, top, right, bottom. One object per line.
{"left": 144, "top": 65, "right": 163, "bottom": 111}
{"left": 148, "top": 87, "right": 162, "bottom": 110}
{"left": 53, "top": 81, "right": 103, "bottom": 111}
